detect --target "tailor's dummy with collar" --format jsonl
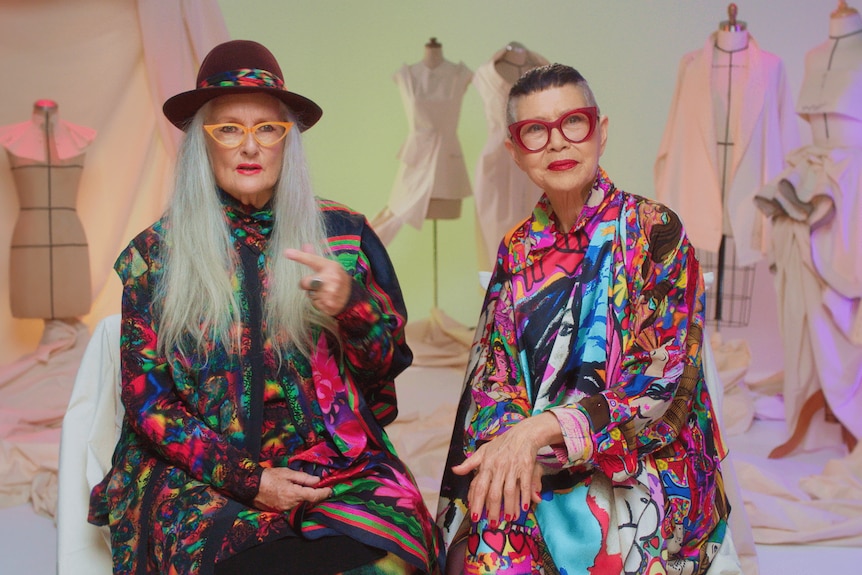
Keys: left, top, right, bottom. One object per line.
{"left": 0, "top": 100, "right": 96, "bottom": 320}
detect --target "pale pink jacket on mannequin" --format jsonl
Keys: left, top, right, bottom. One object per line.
{"left": 654, "top": 34, "right": 799, "bottom": 267}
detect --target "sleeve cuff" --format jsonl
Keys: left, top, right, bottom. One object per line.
{"left": 548, "top": 407, "right": 595, "bottom": 467}
{"left": 334, "top": 279, "right": 377, "bottom": 334}
{"left": 222, "top": 458, "right": 264, "bottom": 503}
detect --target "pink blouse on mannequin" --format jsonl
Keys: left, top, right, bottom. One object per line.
{"left": 0, "top": 100, "right": 95, "bottom": 319}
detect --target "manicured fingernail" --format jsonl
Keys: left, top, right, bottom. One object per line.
{"left": 489, "top": 520, "right": 497, "bottom": 529}
{"left": 504, "top": 513, "right": 511, "bottom": 522}
{"left": 471, "top": 513, "right": 478, "bottom": 522}
{"left": 522, "top": 503, "right": 529, "bottom": 511}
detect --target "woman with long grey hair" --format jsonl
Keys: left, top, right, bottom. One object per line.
{"left": 88, "top": 39, "right": 443, "bottom": 575}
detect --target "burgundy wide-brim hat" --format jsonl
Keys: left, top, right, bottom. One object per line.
{"left": 162, "top": 39, "right": 322, "bottom": 131}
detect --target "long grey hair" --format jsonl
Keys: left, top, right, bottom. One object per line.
{"left": 155, "top": 103, "right": 335, "bottom": 361}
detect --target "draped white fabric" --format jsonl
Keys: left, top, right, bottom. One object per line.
{"left": 56, "top": 315, "right": 122, "bottom": 575}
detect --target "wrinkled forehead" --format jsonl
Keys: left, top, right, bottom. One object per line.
{"left": 204, "top": 93, "right": 289, "bottom": 122}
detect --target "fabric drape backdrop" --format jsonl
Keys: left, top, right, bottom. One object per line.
{"left": 3, "top": 0, "right": 862, "bottom": 563}
{"left": 0, "top": 0, "right": 228, "bottom": 514}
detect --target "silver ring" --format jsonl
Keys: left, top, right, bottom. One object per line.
{"left": 309, "top": 277, "right": 324, "bottom": 291}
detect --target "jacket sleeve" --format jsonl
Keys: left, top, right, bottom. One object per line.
{"left": 576, "top": 202, "right": 720, "bottom": 480}
{"left": 115, "top": 239, "right": 262, "bottom": 503}
{"left": 653, "top": 52, "right": 691, "bottom": 206}
{"left": 332, "top": 218, "right": 413, "bottom": 426}
{"left": 452, "top": 240, "right": 533, "bottom": 456}
{"left": 436, "top": 241, "right": 531, "bottom": 546}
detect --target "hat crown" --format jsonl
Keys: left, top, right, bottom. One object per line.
{"left": 162, "top": 39, "right": 322, "bottom": 131}
{"left": 196, "top": 40, "right": 284, "bottom": 88}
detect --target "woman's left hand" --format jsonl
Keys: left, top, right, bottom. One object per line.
{"left": 254, "top": 467, "right": 333, "bottom": 512}
{"left": 451, "top": 412, "right": 561, "bottom": 526}
{"left": 285, "top": 244, "right": 352, "bottom": 316}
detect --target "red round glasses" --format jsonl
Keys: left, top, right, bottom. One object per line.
{"left": 508, "top": 106, "right": 598, "bottom": 153}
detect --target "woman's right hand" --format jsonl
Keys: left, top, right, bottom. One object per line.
{"left": 253, "top": 467, "right": 333, "bottom": 512}
{"left": 451, "top": 411, "right": 562, "bottom": 525}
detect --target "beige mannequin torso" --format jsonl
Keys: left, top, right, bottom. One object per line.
{"left": 423, "top": 42, "right": 444, "bottom": 69}
{"left": 421, "top": 38, "right": 465, "bottom": 220}
{"left": 494, "top": 41, "right": 542, "bottom": 84}
{"left": 712, "top": 28, "right": 750, "bottom": 236}
{"left": 4, "top": 102, "right": 93, "bottom": 319}
{"left": 797, "top": 10, "right": 862, "bottom": 147}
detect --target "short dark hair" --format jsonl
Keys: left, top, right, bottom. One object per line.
{"left": 506, "top": 63, "right": 599, "bottom": 126}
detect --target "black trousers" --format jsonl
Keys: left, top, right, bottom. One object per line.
{"left": 214, "top": 535, "right": 386, "bottom": 575}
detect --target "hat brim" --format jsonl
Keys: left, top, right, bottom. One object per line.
{"left": 162, "top": 86, "right": 323, "bottom": 132}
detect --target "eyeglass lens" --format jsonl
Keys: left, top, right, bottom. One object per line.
{"left": 210, "top": 123, "right": 289, "bottom": 147}
{"left": 518, "top": 110, "right": 592, "bottom": 151}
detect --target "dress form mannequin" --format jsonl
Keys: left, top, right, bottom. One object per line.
{"left": 656, "top": 1, "right": 799, "bottom": 333}
{"left": 831, "top": 0, "right": 862, "bottom": 34}
{"left": 1, "top": 100, "right": 95, "bottom": 321}
{"left": 473, "top": 42, "right": 549, "bottom": 268}
{"left": 421, "top": 38, "right": 463, "bottom": 222}
{"left": 422, "top": 36, "right": 444, "bottom": 69}
{"left": 755, "top": 0, "right": 862, "bottom": 456}
{"left": 493, "top": 41, "right": 541, "bottom": 84}
{"left": 716, "top": 4, "right": 749, "bottom": 52}
{"left": 371, "top": 39, "right": 472, "bottom": 249}
{"left": 419, "top": 37, "right": 465, "bottom": 308}
{"left": 803, "top": 0, "right": 862, "bottom": 148}
{"left": 707, "top": 4, "right": 754, "bottom": 326}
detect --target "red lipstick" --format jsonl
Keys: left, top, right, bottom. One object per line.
{"left": 547, "top": 160, "right": 578, "bottom": 171}
{"left": 237, "top": 163, "right": 262, "bottom": 175}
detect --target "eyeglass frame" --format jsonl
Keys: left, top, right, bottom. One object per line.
{"left": 507, "top": 106, "right": 599, "bottom": 153}
{"left": 203, "top": 121, "right": 295, "bottom": 148}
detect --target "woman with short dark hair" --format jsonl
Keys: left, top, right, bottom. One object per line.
{"left": 437, "top": 63, "right": 739, "bottom": 575}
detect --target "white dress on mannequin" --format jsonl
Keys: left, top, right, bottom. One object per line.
{"left": 371, "top": 57, "right": 472, "bottom": 245}
{"left": 472, "top": 45, "right": 548, "bottom": 269}
{"left": 755, "top": 10, "right": 862, "bottom": 450}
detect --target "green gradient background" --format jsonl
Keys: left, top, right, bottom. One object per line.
{"left": 217, "top": 0, "right": 824, "bottom": 330}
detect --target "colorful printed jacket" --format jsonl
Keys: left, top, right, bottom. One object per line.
{"left": 89, "top": 193, "right": 443, "bottom": 575}
{"left": 437, "top": 169, "right": 730, "bottom": 575}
